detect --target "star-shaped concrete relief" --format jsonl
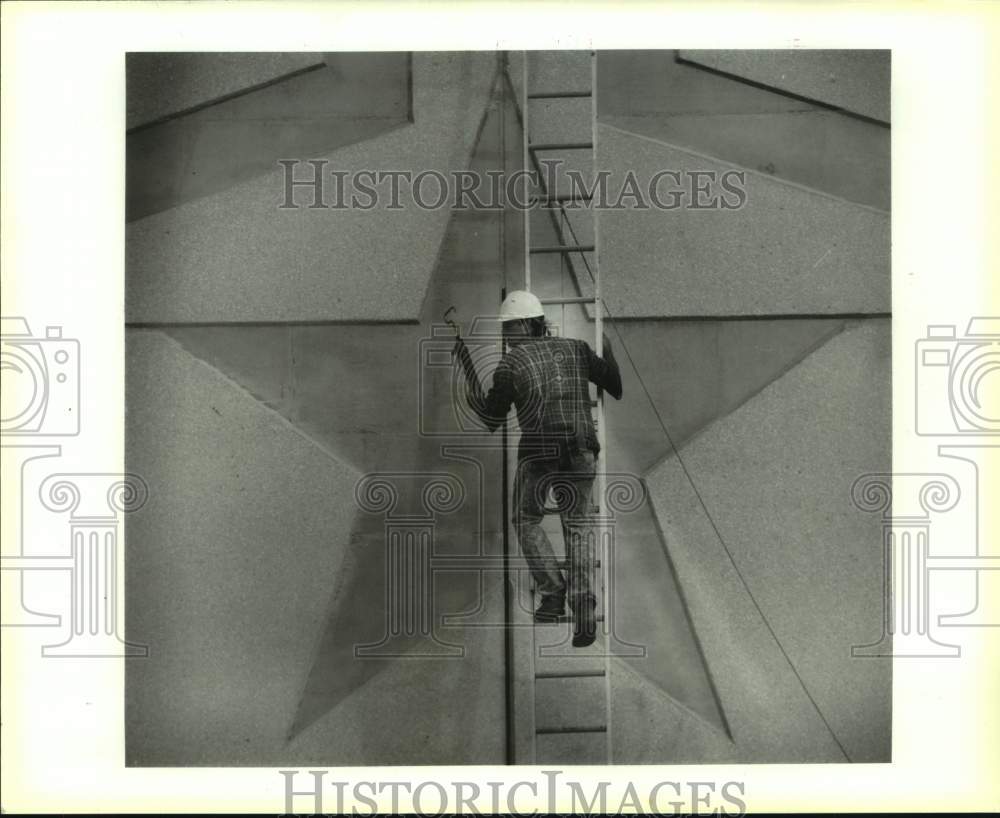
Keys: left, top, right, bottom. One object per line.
{"left": 158, "top": 64, "right": 855, "bottom": 755}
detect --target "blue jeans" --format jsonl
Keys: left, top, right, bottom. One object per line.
{"left": 513, "top": 448, "right": 597, "bottom": 604}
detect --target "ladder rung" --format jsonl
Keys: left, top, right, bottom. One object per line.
{"left": 530, "top": 244, "right": 595, "bottom": 255}
{"left": 531, "top": 193, "right": 594, "bottom": 205}
{"left": 528, "top": 91, "right": 592, "bottom": 100}
{"left": 540, "top": 296, "right": 598, "bottom": 305}
{"left": 529, "top": 142, "right": 594, "bottom": 152}
{"left": 536, "top": 725, "right": 607, "bottom": 735}
{"left": 535, "top": 613, "right": 605, "bottom": 624}
{"left": 535, "top": 668, "right": 606, "bottom": 679}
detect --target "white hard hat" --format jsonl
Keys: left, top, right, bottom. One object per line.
{"left": 500, "top": 290, "right": 544, "bottom": 322}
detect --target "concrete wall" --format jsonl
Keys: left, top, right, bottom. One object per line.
{"left": 600, "top": 51, "right": 889, "bottom": 209}
{"left": 678, "top": 49, "right": 890, "bottom": 123}
{"left": 126, "top": 52, "right": 511, "bottom": 765}
{"left": 595, "top": 51, "right": 890, "bottom": 317}
{"left": 127, "top": 53, "right": 411, "bottom": 220}
{"left": 126, "top": 52, "right": 495, "bottom": 323}
{"left": 127, "top": 53, "right": 326, "bottom": 130}
{"left": 516, "top": 50, "right": 891, "bottom": 762}
{"left": 126, "top": 49, "right": 891, "bottom": 765}
{"left": 643, "top": 320, "right": 891, "bottom": 762}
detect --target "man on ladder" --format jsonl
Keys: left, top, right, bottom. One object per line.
{"left": 459, "top": 289, "right": 622, "bottom": 647}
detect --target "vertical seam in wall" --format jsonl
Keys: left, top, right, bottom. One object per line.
{"left": 497, "top": 50, "right": 515, "bottom": 766}
{"left": 406, "top": 52, "right": 415, "bottom": 124}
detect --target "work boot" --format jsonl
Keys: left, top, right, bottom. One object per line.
{"left": 533, "top": 594, "right": 565, "bottom": 623}
{"left": 571, "top": 595, "right": 597, "bottom": 647}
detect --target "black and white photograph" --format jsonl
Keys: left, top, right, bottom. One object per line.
{"left": 123, "top": 48, "right": 891, "bottom": 767}
{"left": 2, "top": 2, "right": 998, "bottom": 815}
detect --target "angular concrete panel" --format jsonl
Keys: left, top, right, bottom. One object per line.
{"left": 124, "top": 329, "right": 360, "bottom": 764}
{"left": 612, "top": 660, "right": 736, "bottom": 763}
{"left": 125, "top": 329, "right": 508, "bottom": 765}
{"left": 607, "top": 110, "right": 889, "bottom": 211}
{"left": 165, "top": 324, "right": 416, "bottom": 473}
{"left": 161, "top": 90, "right": 515, "bottom": 753}
{"left": 678, "top": 49, "right": 890, "bottom": 123}
{"left": 598, "top": 125, "right": 890, "bottom": 317}
{"left": 529, "top": 50, "right": 591, "bottom": 95}
{"left": 646, "top": 319, "right": 891, "bottom": 761}
{"left": 599, "top": 52, "right": 889, "bottom": 210}
{"left": 126, "top": 52, "right": 325, "bottom": 130}
{"left": 605, "top": 318, "right": 847, "bottom": 473}
{"left": 127, "top": 53, "right": 411, "bottom": 220}
{"left": 282, "top": 579, "right": 507, "bottom": 765}
{"left": 126, "top": 52, "right": 497, "bottom": 324}
{"left": 600, "top": 50, "right": 814, "bottom": 118}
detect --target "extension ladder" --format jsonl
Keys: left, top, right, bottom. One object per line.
{"left": 512, "top": 50, "right": 614, "bottom": 765}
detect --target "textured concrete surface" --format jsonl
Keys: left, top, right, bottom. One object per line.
{"left": 597, "top": 124, "right": 890, "bottom": 317}
{"left": 164, "top": 301, "right": 852, "bottom": 755}
{"left": 124, "top": 330, "right": 357, "bottom": 763}
{"left": 599, "top": 51, "right": 889, "bottom": 210}
{"left": 126, "top": 52, "right": 496, "bottom": 323}
{"left": 678, "top": 49, "right": 890, "bottom": 123}
{"left": 125, "top": 49, "right": 891, "bottom": 765}
{"left": 514, "top": 311, "right": 850, "bottom": 753}
{"left": 645, "top": 319, "right": 891, "bottom": 761}
{"left": 127, "top": 53, "right": 410, "bottom": 220}
{"left": 126, "top": 53, "right": 324, "bottom": 130}
{"left": 612, "top": 659, "right": 736, "bottom": 763}
{"left": 125, "top": 55, "right": 509, "bottom": 765}
{"left": 125, "top": 330, "right": 508, "bottom": 765}
{"left": 529, "top": 51, "right": 591, "bottom": 95}
{"left": 164, "top": 324, "right": 416, "bottom": 473}
{"left": 534, "top": 295, "right": 848, "bottom": 474}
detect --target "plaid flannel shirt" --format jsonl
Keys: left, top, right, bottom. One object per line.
{"left": 469, "top": 336, "right": 622, "bottom": 458}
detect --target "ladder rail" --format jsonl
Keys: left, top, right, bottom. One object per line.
{"left": 522, "top": 51, "right": 532, "bottom": 294}
{"left": 521, "top": 52, "right": 538, "bottom": 764}
{"left": 520, "top": 49, "right": 613, "bottom": 767}
{"left": 591, "top": 49, "right": 613, "bottom": 765}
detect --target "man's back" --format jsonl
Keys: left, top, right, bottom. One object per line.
{"left": 479, "top": 334, "right": 622, "bottom": 457}
{"left": 504, "top": 336, "right": 595, "bottom": 450}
